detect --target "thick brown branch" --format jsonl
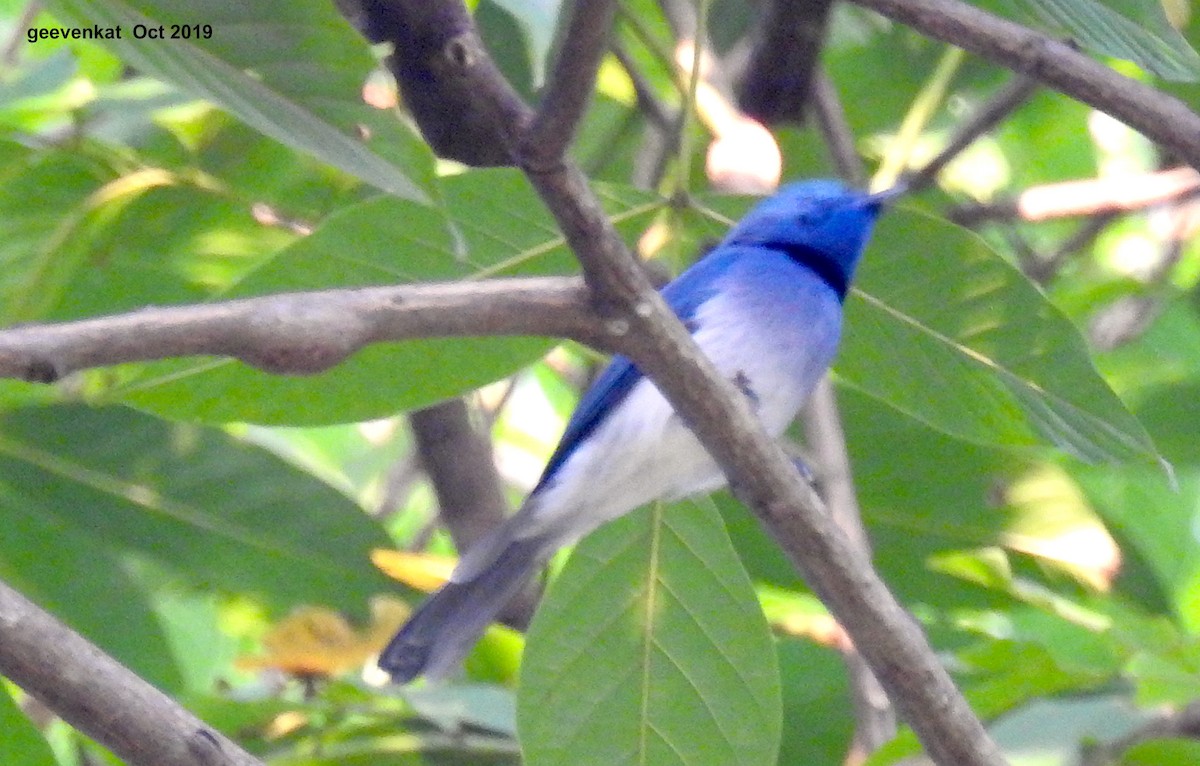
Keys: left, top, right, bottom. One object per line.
{"left": 355, "top": 0, "right": 533, "bottom": 165}
{"left": 0, "top": 577, "right": 264, "bottom": 766}
{"left": 848, "top": 0, "right": 1200, "bottom": 169}
{"left": 0, "top": 278, "right": 601, "bottom": 382}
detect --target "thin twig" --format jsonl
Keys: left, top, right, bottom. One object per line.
{"left": 950, "top": 167, "right": 1200, "bottom": 225}
{"left": 1026, "top": 211, "right": 1118, "bottom": 284}
{"left": 611, "top": 40, "right": 674, "bottom": 131}
{"left": 905, "top": 72, "right": 1040, "bottom": 193}
{"left": 1079, "top": 700, "right": 1200, "bottom": 766}
{"left": 811, "top": 70, "right": 866, "bottom": 186}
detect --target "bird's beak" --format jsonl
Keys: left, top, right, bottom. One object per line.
{"left": 865, "top": 182, "right": 907, "bottom": 209}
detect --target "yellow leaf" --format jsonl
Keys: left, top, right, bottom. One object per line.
{"left": 237, "top": 596, "right": 409, "bottom": 677}
{"left": 371, "top": 549, "right": 456, "bottom": 593}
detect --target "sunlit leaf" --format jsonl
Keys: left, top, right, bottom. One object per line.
{"left": 371, "top": 549, "right": 455, "bottom": 593}
{"left": 45, "top": 0, "right": 436, "bottom": 200}
{"left": 110, "top": 170, "right": 659, "bottom": 424}
{"left": 1077, "top": 466, "right": 1200, "bottom": 630}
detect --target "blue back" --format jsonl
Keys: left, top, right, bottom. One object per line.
{"left": 533, "top": 180, "right": 884, "bottom": 492}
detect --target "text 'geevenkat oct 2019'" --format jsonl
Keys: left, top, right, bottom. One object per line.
{"left": 26, "top": 23, "right": 213, "bottom": 44}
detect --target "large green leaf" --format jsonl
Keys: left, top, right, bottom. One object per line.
{"left": 45, "top": 0, "right": 435, "bottom": 201}
{"left": 518, "top": 500, "right": 781, "bottom": 766}
{"left": 0, "top": 405, "right": 393, "bottom": 617}
{"left": 0, "top": 503, "right": 183, "bottom": 692}
{"left": 0, "top": 683, "right": 59, "bottom": 766}
{"left": 841, "top": 208, "right": 1160, "bottom": 466}
{"left": 110, "top": 170, "right": 659, "bottom": 424}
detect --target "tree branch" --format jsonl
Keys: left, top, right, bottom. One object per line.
{"left": 410, "top": 399, "right": 510, "bottom": 553}
{"left": 734, "top": 0, "right": 836, "bottom": 125}
{"left": 847, "top": 0, "right": 1200, "bottom": 169}
{"left": 904, "top": 72, "right": 1040, "bottom": 193}
{"left": 354, "top": 0, "right": 532, "bottom": 166}
{"left": 524, "top": 0, "right": 617, "bottom": 166}
{"left": 949, "top": 167, "right": 1200, "bottom": 225}
{"left": 0, "top": 577, "right": 264, "bottom": 766}
{"left": 806, "top": 74, "right": 897, "bottom": 762}
{"left": 0, "top": 277, "right": 601, "bottom": 382}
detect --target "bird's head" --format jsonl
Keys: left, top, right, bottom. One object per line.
{"left": 722, "top": 180, "right": 898, "bottom": 294}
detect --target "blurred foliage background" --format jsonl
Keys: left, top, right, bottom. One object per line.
{"left": 1, "top": 0, "right": 1200, "bottom": 764}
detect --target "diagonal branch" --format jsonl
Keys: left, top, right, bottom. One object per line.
{"left": 0, "top": 576, "right": 265, "bottom": 766}
{"left": 848, "top": 0, "right": 1200, "bottom": 169}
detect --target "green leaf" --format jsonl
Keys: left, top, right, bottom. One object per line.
{"left": 842, "top": 208, "right": 1161, "bottom": 466}
{"left": 0, "top": 684, "right": 58, "bottom": 766}
{"left": 1076, "top": 466, "right": 1200, "bottom": 629}
{"left": 0, "top": 405, "right": 394, "bottom": 617}
{"left": 0, "top": 140, "right": 113, "bottom": 324}
{"left": 44, "top": 0, "right": 435, "bottom": 201}
{"left": 1122, "top": 739, "right": 1200, "bottom": 765}
{"left": 680, "top": 197, "right": 1158, "bottom": 465}
{"left": 983, "top": 0, "right": 1200, "bottom": 80}
{"left": 518, "top": 500, "right": 781, "bottom": 766}
{"left": 775, "top": 641, "right": 855, "bottom": 766}
{"left": 110, "top": 170, "right": 659, "bottom": 425}
{"left": 1127, "top": 644, "right": 1200, "bottom": 706}
{"left": 0, "top": 507, "right": 183, "bottom": 692}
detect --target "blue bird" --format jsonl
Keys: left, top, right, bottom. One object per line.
{"left": 379, "top": 179, "right": 895, "bottom": 682}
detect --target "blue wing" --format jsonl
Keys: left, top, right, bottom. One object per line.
{"left": 533, "top": 249, "right": 743, "bottom": 492}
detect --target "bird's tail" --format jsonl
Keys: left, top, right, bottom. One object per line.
{"left": 377, "top": 534, "right": 549, "bottom": 683}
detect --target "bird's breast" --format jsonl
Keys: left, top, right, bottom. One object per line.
{"left": 689, "top": 258, "right": 844, "bottom": 434}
